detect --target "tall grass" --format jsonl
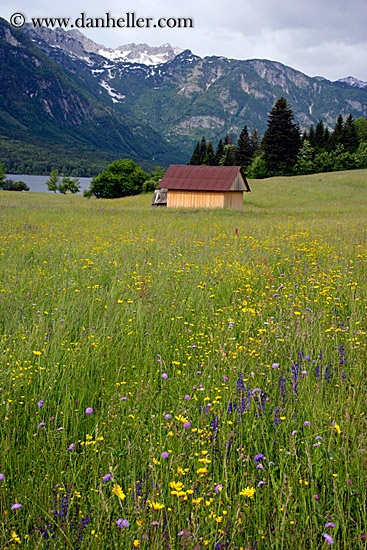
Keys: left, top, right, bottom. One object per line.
{"left": 0, "top": 170, "right": 366, "bottom": 549}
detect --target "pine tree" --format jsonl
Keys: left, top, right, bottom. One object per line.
{"left": 215, "top": 139, "right": 224, "bottom": 165}
{"left": 308, "top": 125, "right": 316, "bottom": 147}
{"left": 202, "top": 141, "right": 216, "bottom": 165}
{"left": 342, "top": 114, "right": 358, "bottom": 152}
{"left": 262, "top": 97, "right": 301, "bottom": 175}
{"left": 189, "top": 141, "right": 201, "bottom": 165}
{"left": 250, "top": 128, "right": 260, "bottom": 156}
{"left": 236, "top": 125, "right": 252, "bottom": 169}
{"left": 330, "top": 114, "right": 344, "bottom": 149}
{"left": 199, "top": 137, "right": 207, "bottom": 164}
{"left": 315, "top": 120, "right": 326, "bottom": 150}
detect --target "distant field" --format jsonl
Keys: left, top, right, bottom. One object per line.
{"left": 0, "top": 170, "right": 366, "bottom": 549}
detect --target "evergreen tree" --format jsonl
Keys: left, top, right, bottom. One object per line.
{"left": 250, "top": 128, "right": 261, "bottom": 156}
{"left": 330, "top": 114, "right": 344, "bottom": 149}
{"left": 189, "top": 141, "right": 201, "bottom": 165}
{"left": 262, "top": 97, "right": 301, "bottom": 175}
{"left": 199, "top": 137, "right": 207, "bottom": 164}
{"left": 343, "top": 114, "right": 358, "bottom": 152}
{"left": 308, "top": 125, "right": 316, "bottom": 147}
{"left": 202, "top": 141, "right": 216, "bottom": 165}
{"left": 315, "top": 120, "right": 326, "bottom": 150}
{"left": 215, "top": 139, "right": 224, "bottom": 165}
{"left": 294, "top": 140, "right": 314, "bottom": 174}
{"left": 236, "top": 125, "right": 252, "bottom": 169}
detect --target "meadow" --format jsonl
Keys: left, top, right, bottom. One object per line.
{"left": 0, "top": 169, "right": 366, "bottom": 549}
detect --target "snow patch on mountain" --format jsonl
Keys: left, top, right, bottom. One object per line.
{"left": 98, "top": 43, "right": 183, "bottom": 66}
{"left": 337, "top": 76, "right": 367, "bottom": 89}
{"left": 99, "top": 80, "right": 126, "bottom": 103}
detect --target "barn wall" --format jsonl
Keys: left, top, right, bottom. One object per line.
{"left": 230, "top": 173, "right": 246, "bottom": 191}
{"left": 224, "top": 192, "right": 244, "bottom": 210}
{"left": 167, "top": 191, "right": 225, "bottom": 209}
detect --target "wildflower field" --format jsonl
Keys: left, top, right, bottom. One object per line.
{"left": 0, "top": 170, "right": 366, "bottom": 549}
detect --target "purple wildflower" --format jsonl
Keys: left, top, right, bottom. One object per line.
{"left": 301, "top": 370, "right": 308, "bottom": 375}
{"left": 11, "top": 503, "right": 22, "bottom": 510}
{"left": 120, "top": 397, "right": 127, "bottom": 401}
{"left": 323, "top": 533, "right": 334, "bottom": 545}
{"left": 0, "top": 473, "right": 4, "bottom": 481}
{"left": 313, "top": 494, "right": 319, "bottom": 501}
{"left": 116, "top": 519, "right": 129, "bottom": 527}
{"left": 272, "top": 363, "right": 280, "bottom": 369}
{"left": 184, "top": 395, "right": 190, "bottom": 401}
{"left": 291, "top": 430, "right": 297, "bottom": 436}
{"left": 257, "top": 481, "right": 266, "bottom": 487}
{"left": 256, "top": 463, "right": 264, "bottom": 470}
{"left": 161, "top": 373, "right": 168, "bottom": 379}
{"left": 38, "top": 422, "right": 45, "bottom": 429}
{"left": 165, "top": 414, "right": 171, "bottom": 420}
{"left": 183, "top": 422, "right": 191, "bottom": 429}
{"left": 215, "top": 484, "right": 223, "bottom": 493}
{"left": 303, "top": 421, "right": 311, "bottom": 426}
{"left": 38, "top": 400, "right": 44, "bottom": 408}
{"left": 67, "top": 443, "right": 75, "bottom": 451}
{"left": 161, "top": 452, "right": 169, "bottom": 459}
{"left": 103, "top": 474, "right": 112, "bottom": 482}
{"left": 85, "top": 407, "right": 93, "bottom": 414}
{"left": 325, "top": 523, "right": 336, "bottom": 528}
{"left": 254, "top": 453, "right": 265, "bottom": 462}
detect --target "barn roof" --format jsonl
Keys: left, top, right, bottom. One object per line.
{"left": 157, "top": 165, "right": 251, "bottom": 192}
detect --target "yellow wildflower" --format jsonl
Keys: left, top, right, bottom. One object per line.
{"left": 113, "top": 483, "right": 126, "bottom": 500}
{"left": 148, "top": 500, "right": 165, "bottom": 510}
{"left": 11, "top": 531, "right": 21, "bottom": 544}
{"left": 240, "top": 486, "right": 256, "bottom": 499}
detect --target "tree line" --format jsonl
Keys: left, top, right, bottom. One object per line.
{"left": 188, "top": 97, "right": 367, "bottom": 178}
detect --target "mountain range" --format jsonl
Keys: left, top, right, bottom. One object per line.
{"left": 0, "top": 17, "right": 367, "bottom": 175}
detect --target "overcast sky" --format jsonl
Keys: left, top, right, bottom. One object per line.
{"left": 2, "top": 0, "right": 366, "bottom": 81}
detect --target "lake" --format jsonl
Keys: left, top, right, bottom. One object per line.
{"left": 6, "top": 174, "right": 93, "bottom": 194}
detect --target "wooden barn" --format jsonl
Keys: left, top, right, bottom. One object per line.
{"left": 157, "top": 165, "right": 250, "bottom": 210}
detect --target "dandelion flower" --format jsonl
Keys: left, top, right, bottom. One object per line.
{"left": 240, "top": 486, "right": 256, "bottom": 499}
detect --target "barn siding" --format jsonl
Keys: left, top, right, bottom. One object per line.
{"left": 230, "top": 173, "right": 247, "bottom": 191}
{"left": 167, "top": 191, "right": 225, "bottom": 209}
{"left": 224, "top": 191, "right": 244, "bottom": 210}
